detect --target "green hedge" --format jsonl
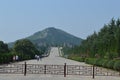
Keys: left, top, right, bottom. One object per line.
{"left": 113, "top": 60, "right": 120, "bottom": 71}
{"left": 94, "top": 59, "right": 104, "bottom": 66}
{"left": 102, "top": 60, "right": 109, "bottom": 68}
{"left": 68, "top": 56, "right": 85, "bottom": 62}
{"left": 107, "top": 60, "right": 115, "bottom": 69}
{"left": 85, "top": 58, "right": 96, "bottom": 65}
{"left": 85, "top": 58, "right": 120, "bottom": 71}
{"left": 66, "top": 56, "right": 120, "bottom": 71}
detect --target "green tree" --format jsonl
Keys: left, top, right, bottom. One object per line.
{"left": 0, "top": 41, "right": 13, "bottom": 64}
{"left": 63, "top": 18, "right": 120, "bottom": 59}
{"left": 0, "top": 41, "right": 9, "bottom": 53}
{"left": 116, "top": 27, "right": 120, "bottom": 57}
{"left": 13, "top": 39, "right": 39, "bottom": 60}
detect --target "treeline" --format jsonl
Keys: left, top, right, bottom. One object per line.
{"left": 62, "top": 18, "right": 120, "bottom": 70}
{"left": 81, "top": 18, "right": 120, "bottom": 58}
{"left": 0, "top": 41, "right": 12, "bottom": 63}
{"left": 0, "top": 39, "right": 46, "bottom": 64}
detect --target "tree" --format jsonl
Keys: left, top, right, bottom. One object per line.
{"left": 0, "top": 41, "right": 9, "bottom": 53}
{"left": 63, "top": 18, "right": 120, "bottom": 59}
{"left": 0, "top": 41, "right": 13, "bottom": 64}
{"left": 116, "top": 27, "right": 120, "bottom": 57}
{"left": 13, "top": 39, "right": 39, "bottom": 60}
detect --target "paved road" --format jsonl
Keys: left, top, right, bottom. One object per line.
{"left": 18, "top": 47, "right": 87, "bottom": 65}
{"left": 0, "top": 47, "right": 120, "bottom": 80}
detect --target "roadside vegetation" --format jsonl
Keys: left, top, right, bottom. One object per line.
{"left": 62, "top": 18, "right": 120, "bottom": 71}
{"left": 0, "top": 39, "right": 47, "bottom": 64}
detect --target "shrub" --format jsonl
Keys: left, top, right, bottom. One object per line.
{"left": 94, "top": 58, "right": 104, "bottom": 66}
{"left": 85, "top": 58, "right": 120, "bottom": 71}
{"left": 102, "top": 60, "right": 109, "bottom": 68}
{"left": 107, "top": 60, "right": 115, "bottom": 69}
{"left": 69, "top": 57, "right": 85, "bottom": 62}
{"left": 94, "top": 59, "right": 101, "bottom": 66}
{"left": 85, "top": 58, "right": 96, "bottom": 65}
{"left": 113, "top": 60, "right": 120, "bottom": 71}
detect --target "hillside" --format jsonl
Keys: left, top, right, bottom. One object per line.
{"left": 8, "top": 27, "right": 83, "bottom": 47}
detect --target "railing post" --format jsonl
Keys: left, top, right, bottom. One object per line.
{"left": 119, "top": 71, "right": 120, "bottom": 76}
{"left": 64, "top": 63, "right": 66, "bottom": 77}
{"left": 44, "top": 65, "right": 46, "bottom": 74}
{"left": 92, "top": 65, "right": 95, "bottom": 79}
{"left": 24, "top": 62, "right": 27, "bottom": 76}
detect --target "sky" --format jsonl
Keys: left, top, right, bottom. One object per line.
{"left": 0, "top": 0, "right": 120, "bottom": 43}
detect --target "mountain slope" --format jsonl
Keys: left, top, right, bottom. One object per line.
{"left": 8, "top": 27, "right": 83, "bottom": 47}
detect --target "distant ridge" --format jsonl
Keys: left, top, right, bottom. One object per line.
{"left": 8, "top": 27, "right": 83, "bottom": 47}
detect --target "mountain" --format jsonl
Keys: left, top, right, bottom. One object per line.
{"left": 8, "top": 27, "right": 83, "bottom": 48}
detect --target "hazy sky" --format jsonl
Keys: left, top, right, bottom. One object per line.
{"left": 0, "top": 0, "right": 120, "bottom": 43}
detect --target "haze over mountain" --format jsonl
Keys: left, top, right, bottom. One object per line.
{"left": 8, "top": 27, "right": 83, "bottom": 48}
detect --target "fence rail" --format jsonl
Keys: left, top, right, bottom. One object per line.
{"left": 0, "top": 62, "right": 119, "bottom": 78}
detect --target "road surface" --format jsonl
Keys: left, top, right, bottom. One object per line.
{"left": 17, "top": 47, "right": 87, "bottom": 65}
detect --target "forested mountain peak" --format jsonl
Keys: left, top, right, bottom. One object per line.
{"left": 27, "top": 27, "right": 83, "bottom": 47}
{"left": 8, "top": 27, "right": 83, "bottom": 48}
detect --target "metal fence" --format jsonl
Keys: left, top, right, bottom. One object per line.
{"left": 0, "top": 62, "right": 119, "bottom": 78}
